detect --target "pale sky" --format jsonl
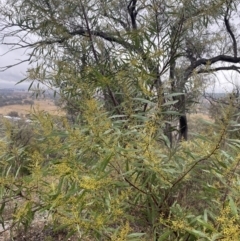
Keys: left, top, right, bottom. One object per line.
{"left": 0, "top": 40, "right": 30, "bottom": 89}
{"left": 207, "top": 71, "right": 239, "bottom": 93}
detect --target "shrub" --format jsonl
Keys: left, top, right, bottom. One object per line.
{"left": 7, "top": 111, "right": 19, "bottom": 117}
{"left": 23, "top": 99, "right": 34, "bottom": 105}
{"left": 0, "top": 120, "right": 36, "bottom": 176}
{"left": 0, "top": 100, "right": 240, "bottom": 240}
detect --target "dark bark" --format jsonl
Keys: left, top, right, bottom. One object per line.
{"left": 179, "top": 115, "right": 188, "bottom": 141}
{"left": 128, "top": 0, "right": 138, "bottom": 30}
{"left": 224, "top": 0, "right": 237, "bottom": 57}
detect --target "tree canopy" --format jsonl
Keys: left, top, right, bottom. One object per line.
{"left": 1, "top": 0, "right": 240, "bottom": 140}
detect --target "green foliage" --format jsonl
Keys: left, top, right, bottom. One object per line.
{"left": 0, "top": 119, "right": 35, "bottom": 176}
{"left": 0, "top": 98, "right": 240, "bottom": 240}
{"left": 1, "top": 0, "right": 240, "bottom": 240}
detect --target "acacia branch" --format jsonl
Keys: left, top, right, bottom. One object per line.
{"left": 80, "top": 3, "right": 122, "bottom": 115}
{"left": 143, "top": 14, "right": 185, "bottom": 112}
{"left": 159, "top": 115, "right": 229, "bottom": 210}
{"left": 1, "top": 23, "right": 139, "bottom": 53}
{"left": 65, "top": 28, "right": 141, "bottom": 54}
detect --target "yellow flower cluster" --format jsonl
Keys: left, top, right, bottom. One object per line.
{"left": 79, "top": 175, "right": 110, "bottom": 190}
{"left": 83, "top": 98, "right": 111, "bottom": 134}
{"left": 159, "top": 213, "right": 192, "bottom": 234}
{"left": 13, "top": 201, "right": 32, "bottom": 222}
{"left": 29, "top": 150, "right": 44, "bottom": 168}
{"left": 111, "top": 221, "right": 131, "bottom": 241}
{"left": 216, "top": 206, "right": 240, "bottom": 241}
{"left": 54, "top": 162, "right": 71, "bottom": 176}
{"left": 171, "top": 219, "right": 188, "bottom": 231}
{"left": 95, "top": 214, "right": 105, "bottom": 229}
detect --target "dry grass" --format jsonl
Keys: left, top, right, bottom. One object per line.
{"left": 0, "top": 100, "right": 65, "bottom": 116}
{"left": 188, "top": 112, "right": 213, "bottom": 122}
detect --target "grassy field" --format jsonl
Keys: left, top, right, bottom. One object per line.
{"left": 188, "top": 112, "right": 213, "bottom": 122}
{"left": 0, "top": 100, "right": 65, "bottom": 116}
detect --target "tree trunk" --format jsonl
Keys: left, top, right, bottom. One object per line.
{"left": 179, "top": 114, "right": 188, "bottom": 141}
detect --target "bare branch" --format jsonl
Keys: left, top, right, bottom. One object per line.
{"left": 197, "top": 65, "right": 240, "bottom": 74}
{"left": 195, "top": 55, "right": 240, "bottom": 67}
{"left": 185, "top": 55, "right": 240, "bottom": 79}
{"left": 68, "top": 28, "right": 139, "bottom": 53}
{"left": 0, "top": 57, "right": 31, "bottom": 71}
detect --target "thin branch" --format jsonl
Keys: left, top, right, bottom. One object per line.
{"left": 0, "top": 57, "right": 31, "bottom": 71}
{"left": 143, "top": 14, "right": 185, "bottom": 112}
{"left": 80, "top": 3, "right": 98, "bottom": 61}
{"left": 69, "top": 28, "right": 140, "bottom": 53}
{"left": 80, "top": 3, "right": 122, "bottom": 115}
{"left": 1, "top": 23, "right": 139, "bottom": 53}
{"left": 159, "top": 115, "right": 229, "bottom": 209}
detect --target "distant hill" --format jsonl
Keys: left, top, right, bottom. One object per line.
{"left": 204, "top": 93, "right": 227, "bottom": 99}
{"left": 0, "top": 88, "right": 14, "bottom": 93}
{"left": 0, "top": 88, "right": 27, "bottom": 93}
